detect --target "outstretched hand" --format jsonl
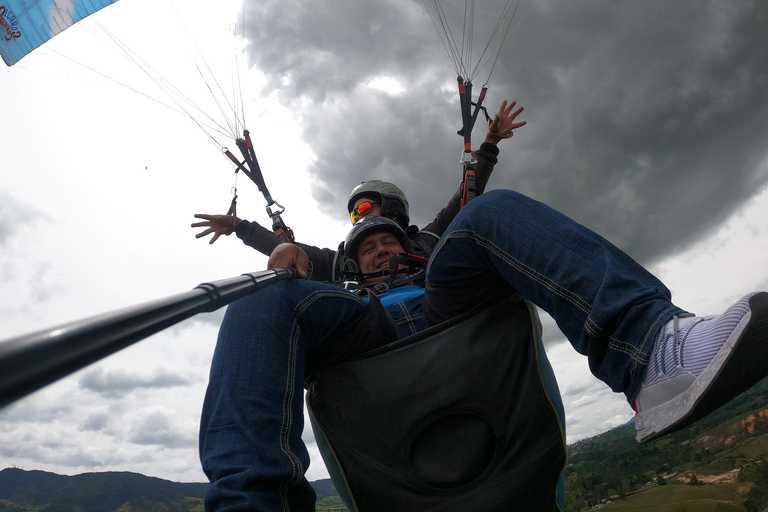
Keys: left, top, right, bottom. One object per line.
{"left": 191, "top": 214, "right": 241, "bottom": 244}
{"left": 268, "top": 243, "right": 310, "bottom": 279}
{"left": 485, "top": 100, "right": 526, "bottom": 145}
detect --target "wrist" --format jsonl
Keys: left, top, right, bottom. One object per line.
{"left": 486, "top": 130, "right": 512, "bottom": 144}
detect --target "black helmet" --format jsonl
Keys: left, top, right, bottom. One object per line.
{"left": 347, "top": 180, "right": 410, "bottom": 229}
{"left": 344, "top": 217, "right": 413, "bottom": 265}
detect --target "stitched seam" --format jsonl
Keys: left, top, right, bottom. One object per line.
{"left": 629, "top": 305, "right": 678, "bottom": 383}
{"left": 441, "top": 230, "right": 594, "bottom": 314}
{"left": 397, "top": 301, "right": 418, "bottom": 336}
{"left": 278, "top": 321, "right": 302, "bottom": 511}
{"left": 277, "top": 288, "right": 366, "bottom": 510}
{"left": 436, "top": 230, "right": 646, "bottom": 355}
{"left": 589, "top": 322, "right": 646, "bottom": 356}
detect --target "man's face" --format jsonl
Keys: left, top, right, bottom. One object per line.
{"left": 356, "top": 231, "right": 406, "bottom": 284}
{"left": 351, "top": 197, "right": 383, "bottom": 224}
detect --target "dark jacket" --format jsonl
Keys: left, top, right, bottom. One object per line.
{"left": 235, "top": 142, "right": 501, "bottom": 281}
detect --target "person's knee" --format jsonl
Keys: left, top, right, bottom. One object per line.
{"left": 474, "top": 189, "right": 526, "bottom": 209}
{"left": 457, "top": 189, "right": 529, "bottom": 226}
{"left": 223, "top": 281, "right": 297, "bottom": 322}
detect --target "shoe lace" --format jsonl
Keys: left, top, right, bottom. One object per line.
{"left": 656, "top": 313, "right": 699, "bottom": 375}
{"left": 663, "top": 314, "right": 701, "bottom": 373}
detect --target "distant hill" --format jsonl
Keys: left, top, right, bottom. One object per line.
{"left": 563, "top": 376, "right": 768, "bottom": 511}
{"left": 0, "top": 468, "right": 206, "bottom": 512}
{"left": 0, "top": 468, "right": 342, "bottom": 512}
{"left": 7, "top": 378, "right": 768, "bottom": 512}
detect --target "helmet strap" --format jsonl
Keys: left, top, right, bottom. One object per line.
{"left": 340, "top": 253, "right": 428, "bottom": 294}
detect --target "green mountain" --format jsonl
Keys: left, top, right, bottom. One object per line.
{"left": 563, "top": 377, "right": 768, "bottom": 511}
{"left": 0, "top": 468, "right": 206, "bottom": 512}
{"left": 0, "top": 469, "right": 344, "bottom": 512}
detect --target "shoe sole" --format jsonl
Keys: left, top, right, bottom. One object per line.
{"left": 636, "top": 292, "right": 768, "bottom": 443}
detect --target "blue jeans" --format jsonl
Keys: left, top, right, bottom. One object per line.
{"left": 424, "top": 189, "right": 686, "bottom": 402}
{"left": 199, "top": 189, "right": 687, "bottom": 511}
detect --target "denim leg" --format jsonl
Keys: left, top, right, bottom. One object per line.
{"left": 424, "top": 189, "right": 689, "bottom": 404}
{"left": 199, "top": 280, "right": 378, "bottom": 512}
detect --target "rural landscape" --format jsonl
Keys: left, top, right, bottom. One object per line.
{"left": 3, "top": 378, "right": 768, "bottom": 511}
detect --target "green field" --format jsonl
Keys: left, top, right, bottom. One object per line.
{"left": 601, "top": 483, "right": 743, "bottom": 511}
{"left": 723, "top": 434, "right": 768, "bottom": 459}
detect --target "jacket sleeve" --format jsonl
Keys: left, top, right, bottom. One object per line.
{"left": 236, "top": 219, "right": 339, "bottom": 281}
{"left": 236, "top": 220, "right": 281, "bottom": 256}
{"left": 421, "top": 142, "right": 500, "bottom": 238}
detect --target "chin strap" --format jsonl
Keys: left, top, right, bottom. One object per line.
{"left": 341, "top": 254, "right": 428, "bottom": 295}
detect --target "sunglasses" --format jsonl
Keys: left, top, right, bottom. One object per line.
{"left": 350, "top": 201, "right": 379, "bottom": 224}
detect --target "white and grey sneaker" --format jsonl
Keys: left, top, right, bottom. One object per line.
{"left": 635, "top": 292, "right": 768, "bottom": 443}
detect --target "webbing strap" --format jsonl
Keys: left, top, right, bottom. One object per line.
{"left": 456, "top": 77, "right": 487, "bottom": 209}
{"left": 226, "top": 130, "right": 295, "bottom": 243}
{"left": 461, "top": 163, "right": 477, "bottom": 209}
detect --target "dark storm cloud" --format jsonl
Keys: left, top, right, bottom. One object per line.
{"left": 242, "top": 0, "right": 768, "bottom": 265}
{"left": 243, "top": 0, "right": 436, "bottom": 102}
{"left": 500, "top": 0, "right": 768, "bottom": 263}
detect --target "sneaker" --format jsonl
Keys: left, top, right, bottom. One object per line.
{"left": 634, "top": 292, "right": 768, "bottom": 443}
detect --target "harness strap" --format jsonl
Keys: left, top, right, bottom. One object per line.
{"left": 460, "top": 163, "right": 477, "bottom": 208}
{"left": 456, "top": 78, "right": 487, "bottom": 209}
{"left": 226, "top": 191, "right": 238, "bottom": 218}
{"left": 226, "top": 131, "right": 296, "bottom": 243}
{"left": 412, "top": 231, "right": 439, "bottom": 256}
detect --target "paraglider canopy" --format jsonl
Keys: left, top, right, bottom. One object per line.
{"left": 0, "top": 0, "right": 121, "bottom": 67}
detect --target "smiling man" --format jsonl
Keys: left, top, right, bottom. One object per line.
{"left": 347, "top": 223, "right": 408, "bottom": 283}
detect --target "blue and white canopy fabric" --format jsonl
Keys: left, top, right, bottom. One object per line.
{"left": 1, "top": 0, "right": 119, "bottom": 66}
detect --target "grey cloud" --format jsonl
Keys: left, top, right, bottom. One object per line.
{"left": 79, "top": 367, "right": 195, "bottom": 398}
{"left": 561, "top": 381, "right": 616, "bottom": 402}
{"left": 2, "top": 442, "right": 116, "bottom": 469}
{"left": 0, "top": 440, "right": 47, "bottom": 460}
{"left": 561, "top": 382, "right": 592, "bottom": 398}
{"left": 243, "top": 0, "right": 436, "bottom": 102}
{"left": 241, "top": 0, "right": 768, "bottom": 267}
{"left": 127, "top": 408, "right": 196, "bottom": 449}
{"left": 0, "top": 190, "right": 46, "bottom": 247}
{"left": 0, "top": 401, "right": 73, "bottom": 424}
{"left": 80, "top": 411, "right": 110, "bottom": 432}
{"left": 571, "top": 395, "right": 597, "bottom": 407}
{"left": 565, "top": 416, "right": 580, "bottom": 427}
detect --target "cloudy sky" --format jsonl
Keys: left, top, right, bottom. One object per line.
{"left": 1, "top": 0, "right": 768, "bottom": 486}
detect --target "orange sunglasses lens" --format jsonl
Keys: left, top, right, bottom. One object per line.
{"left": 350, "top": 202, "right": 375, "bottom": 223}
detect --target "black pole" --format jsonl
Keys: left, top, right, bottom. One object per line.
{"left": 0, "top": 268, "right": 295, "bottom": 409}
